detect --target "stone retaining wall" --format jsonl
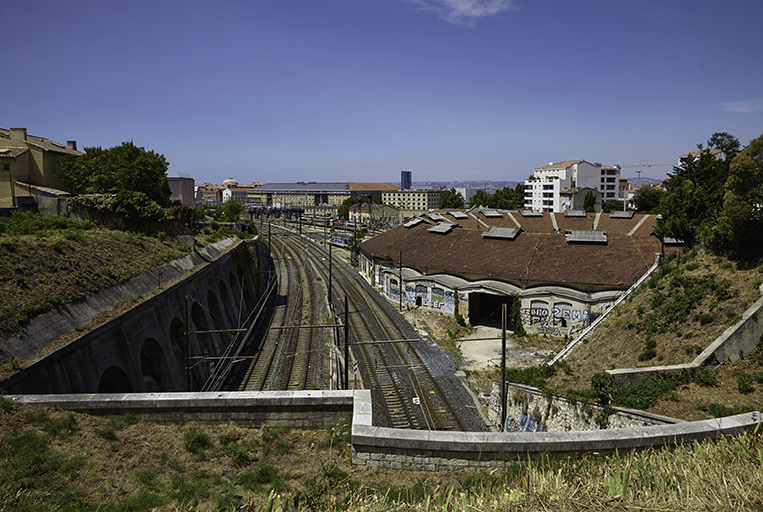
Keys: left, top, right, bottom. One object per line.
{"left": 608, "top": 292, "right": 763, "bottom": 389}
{"left": 8, "top": 391, "right": 355, "bottom": 430}
{"left": 486, "top": 383, "right": 677, "bottom": 432}
{"left": 7, "top": 390, "right": 761, "bottom": 472}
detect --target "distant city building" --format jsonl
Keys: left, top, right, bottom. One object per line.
{"left": 401, "top": 170, "right": 412, "bottom": 190}
{"left": 0, "top": 127, "right": 81, "bottom": 208}
{"left": 168, "top": 174, "right": 195, "bottom": 208}
{"left": 348, "top": 202, "right": 401, "bottom": 228}
{"left": 247, "top": 182, "right": 398, "bottom": 208}
{"left": 559, "top": 186, "right": 601, "bottom": 212}
{"left": 195, "top": 183, "right": 223, "bottom": 205}
{"left": 382, "top": 188, "right": 441, "bottom": 218}
{"left": 524, "top": 160, "right": 621, "bottom": 212}
{"left": 453, "top": 187, "right": 481, "bottom": 207}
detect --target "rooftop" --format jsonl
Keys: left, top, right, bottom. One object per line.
{"left": 360, "top": 210, "right": 677, "bottom": 291}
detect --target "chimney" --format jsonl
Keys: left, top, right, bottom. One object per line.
{"left": 67, "top": 141, "right": 77, "bottom": 151}
{"left": 10, "top": 127, "right": 27, "bottom": 141}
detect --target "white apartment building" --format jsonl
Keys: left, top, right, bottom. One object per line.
{"left": 524, "top": 160, "right": 621, "bottom": 212}
{"left": 382, "top": 188, "right": 441, "bottom": 212}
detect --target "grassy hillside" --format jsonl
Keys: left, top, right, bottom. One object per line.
{"left": 0, "top": 213, "right": 192, "bottom": 344}
{"left": 542, "top": 248, "right": 763, "bottom": 421}
{"left": 1, "top": 396, "right": 762, "bottom": 511}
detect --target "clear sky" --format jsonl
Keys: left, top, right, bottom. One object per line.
{"left": 4, "top": 0, "right": 762, "bottom": 185}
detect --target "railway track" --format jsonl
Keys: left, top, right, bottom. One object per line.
{"left": 268, "top": 226, "right": 487, "bottom": 431}
{"left": 239, "top": 231, "right": 328, "bottom": 391}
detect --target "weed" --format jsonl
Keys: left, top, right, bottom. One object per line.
{"left": 694, "top": 367, "right": 718, "bottom": 387}
{"left": 737, "top": 372, "right": 755, "bottom": 394}
{"left": 697, "top": 402, "right": 754, "bottom": 417}
{"left": 95, "top": 427, "right": 119, "bottom": 441}
{"left": 238, "top": 463, "right": 286, "bottom": 493}
{"left": 109, "top": 413, "right": 138, "bottom": 429}
{"left": 184, "top": 428, "right": 212, "bottom": 455}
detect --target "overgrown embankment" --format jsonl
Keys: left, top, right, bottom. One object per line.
{"left": 0, "top": 213, "right": 190, "bottom": 344}
{"left": 544, "top": 248, "right": 763, "bottom": 421}
{"left": 2, "top": 396, "right": 763, "bottom": 511}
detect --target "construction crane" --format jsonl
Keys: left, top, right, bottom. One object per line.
{"left": 615, "top": 162, "right": 674, "bottom": 168}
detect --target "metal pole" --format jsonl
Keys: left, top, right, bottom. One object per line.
{"left": 344, "top": 296, "right": 349, "bottom": 390}
{"left": 501, "top": 303, "right": 507, "bottom": 431}
{"left": 399, "top": 249, "right": 403, "bottom": 311}
{"left": 329, "top": 241, "right": 333, "bottom": 303}
{"left": 186, "top": 295, "right": 192, "bottom": 392}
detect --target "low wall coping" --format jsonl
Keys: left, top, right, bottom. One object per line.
{"left": 7, "top": 389, "right": 761, "bottom": 467}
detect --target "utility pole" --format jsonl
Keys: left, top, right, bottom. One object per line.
{"left": 399, "top": 249, "right": 403, "bottom": 311}
{"left": 344, "top": 296, "right": 349, "bottom": 390}
{"left": 329, "top": 241, "right": 333, "bottom": 303}
{"left": 501, "top": 303, "right": 507, "bottom": 431}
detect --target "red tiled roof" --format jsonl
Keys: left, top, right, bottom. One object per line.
{"left": 360, "top": 211, "right": 670, "bottom": 291}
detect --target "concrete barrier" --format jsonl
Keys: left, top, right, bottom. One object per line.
{"left": 8, "top": 390, "right": 760, "bottom": 471}
{"left": 8, "top": 390, "right": 354, "bottom": 430}
{"left": 609, "top": 292, "right": 763, "bottom": 389}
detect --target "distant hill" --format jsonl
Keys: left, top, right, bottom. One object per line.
{"left": 389, "top": 181, "right": 520, "bottom": 194}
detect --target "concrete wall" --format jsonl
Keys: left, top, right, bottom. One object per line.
{"left": 350, "top": 390, "right": 760, "bottom": 471}
{"left": 486, "top": 383, "right": 674, "bottom": 432}
{"left": 0, "top": 238, "right": 272, "bottom": 395}
{"left": 609, "top": 292, "right": 763, "bottom": 389}
{"left": 6, "top": 389, "right": 760, "bottom": 471}
{"left": 8, "top": 391, "right": 354, "bottom": 430}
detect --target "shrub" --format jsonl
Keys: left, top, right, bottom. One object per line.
{"left": 694, "top": 367, "right": 717, "bottom": 387}
{"left": 737, "top": 372, "right": 755, "bottom": 394}
{"left": 184, "top": 429, "right": 212, "bottom": 455}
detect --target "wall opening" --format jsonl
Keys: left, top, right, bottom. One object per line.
{"left": 140, "top": 338, "right": 173, "bottom": 391}
{"left": 98, "top": 366, "right": 133, "bottom": 393}
{"left": 468, "top": 292, "right": 515, "bottom": 329}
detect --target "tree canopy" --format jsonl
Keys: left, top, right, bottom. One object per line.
{"left": 656, "top": 132, "right": 741, "bottom": 247}
{"left": 60, "top": 141, "right": 172, "bottom": 226}
{"left": 438, "top": 188, "right": 465, "bottom": 209}
{"left": 713, "top": 132, "right": 763, "bottom": 257}
{"left": 633, "top": 186, "right": 663, "bottom": 213}
{"left": 467, "top": 184, "right": 526, "bottom": 210}
{"left": 61, "top": 141, "right": 171, "bottom": 206}
{"left": 338, "top": 197, "right": 361, "bottom": 218}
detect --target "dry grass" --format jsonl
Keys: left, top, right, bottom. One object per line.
{"left": 2, "top": 400, "right": 762, "bottom": 511}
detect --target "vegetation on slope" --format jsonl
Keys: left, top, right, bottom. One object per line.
{"left": 0, "top": 212, "right": 191, "bottom": 342}
{"left": 1, "top": 395, "right": 762, "bottom": 511}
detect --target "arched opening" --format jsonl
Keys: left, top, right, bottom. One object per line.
{"left": 98, "top": 366, "right": 133, "bottom": 393}
{"left": 140, "top": 338, "right": 173, "bottom": 391}
{"left": 169, "top": 317, "right": 193, "bottom": 390}
{"left": 207, "top": 290, "right": 227, "bottom": 354}
{"left": 219, "top": 280, "right": 236, "bottom": 326}
{"left": 191, "top": 302, "right": 215, "bottom": 382}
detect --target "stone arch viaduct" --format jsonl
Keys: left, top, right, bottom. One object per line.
{"left": 0, "top": 238, "right": 273, "bottom": 395}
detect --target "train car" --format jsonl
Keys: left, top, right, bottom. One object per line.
{"left": 329, "top": 233, "right": 352, "bottom": 248}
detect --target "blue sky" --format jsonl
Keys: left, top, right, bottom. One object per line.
{"left": 4, "top": 0, "right": 762, "bottom": 185}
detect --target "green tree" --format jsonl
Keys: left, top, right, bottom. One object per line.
{"left": 60, "top": 141, "right": 172, "bottom": 227}
{"left": 468, "top": 190, "right": 490, "bottom": 208}
{"left": 657, "top": 132, "right": 740, "bottom": 246}
{"left": 601, "top": 199, "right": 625, "bottom": 213}
{"left": 490, "top": 184, "right": 526, "bottom": 210}
{"left": 713, "top": 132, "right": 763, "bottom": 257}
{"left": 219, "top": 200, "right": 244, "bottom": 223}
{"left": 583, "top": 191, "right": 597, "bottom": 212}
{"left": 633, "top": 186, "right": 663, "bottom": 213}
{"left": 60, "top": 141, "right": 171, "bottom": 206}
{"left": 438, "top": 188, "right": 465, "bottom": 209}
{"left": 338, "top": 197, "right": 361, "bottom": 218}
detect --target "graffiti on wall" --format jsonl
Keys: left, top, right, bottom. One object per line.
{"left": 520, "top": 302, "right": 590, "bottom": 337}
{"left": 380, "top": 277, "right": 469, "bottom": 319}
